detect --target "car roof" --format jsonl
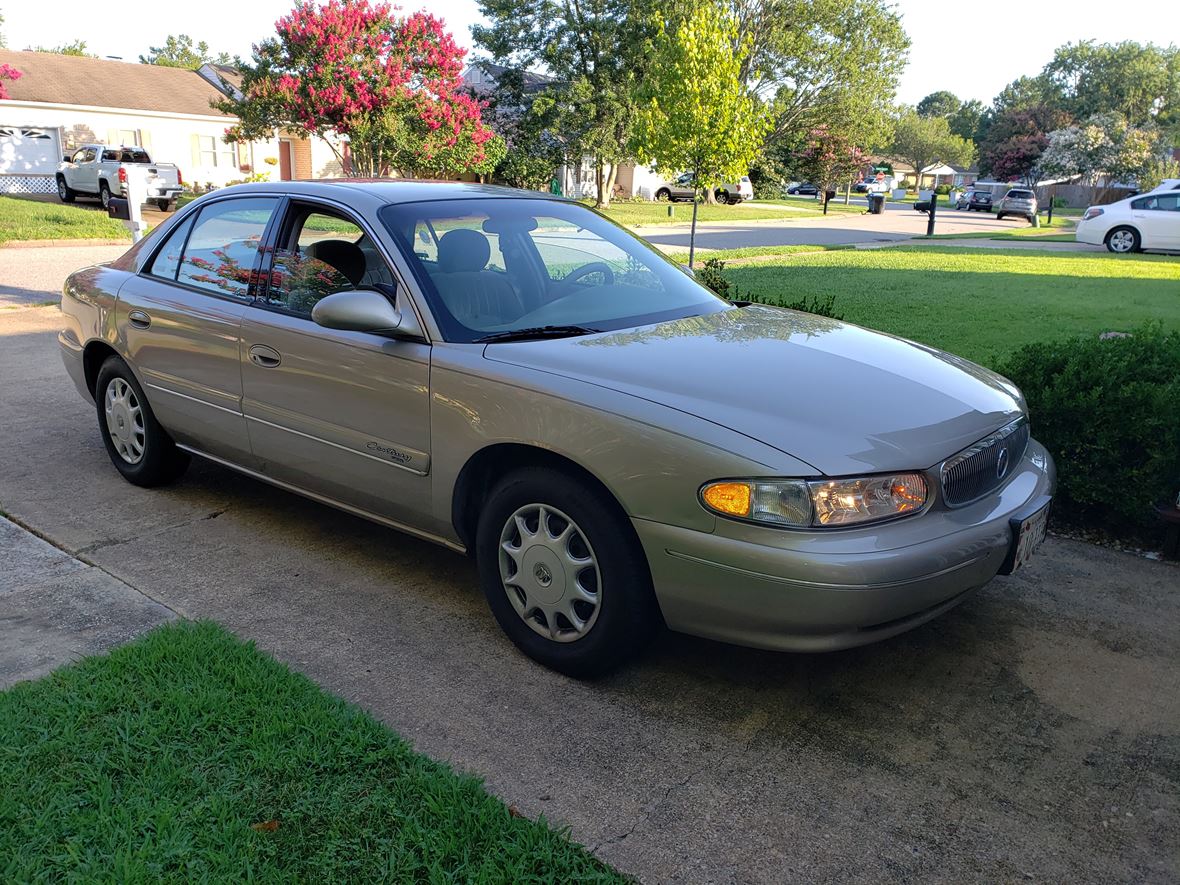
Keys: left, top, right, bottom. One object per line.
{"left": 206, "top": 179, "right": 567, "bottom": 210}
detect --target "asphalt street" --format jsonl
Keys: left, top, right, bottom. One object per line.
{"left": 1, "top": 301, "right": 1176, "bottom": 883}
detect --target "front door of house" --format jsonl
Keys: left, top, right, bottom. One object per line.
{"left": 278, "top": 140, "right": 293, "bottom": 181}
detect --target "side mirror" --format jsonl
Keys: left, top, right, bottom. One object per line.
{"left": 63, "top": 153, "right": 72, "bottom": 163}
{"left": 311, "top": 289, "right": 424, "bottom": 339}
{"left": 679, "top": 263, "right": 695, "bottom": 277}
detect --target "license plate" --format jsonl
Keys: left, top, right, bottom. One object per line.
{"left": 1000, "top": 497, "right": 1051, "bottom": 574}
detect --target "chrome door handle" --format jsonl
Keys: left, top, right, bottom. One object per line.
{"left": 248, "top": 344, "right": 282, "bottom": 368}
{"left": 127, "top": 309, "right": 151, "bottom": 329}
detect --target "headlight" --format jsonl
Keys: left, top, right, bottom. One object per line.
{"left": 700, "top": 473, "right": 928, "bottom": 528}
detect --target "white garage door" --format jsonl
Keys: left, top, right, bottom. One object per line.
{"left": 0, "top": 126, "right": 61, "bottom": 174}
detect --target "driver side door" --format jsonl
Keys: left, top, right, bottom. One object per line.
{"left": 240, "top": 200, "right": 436, "bottom": 534}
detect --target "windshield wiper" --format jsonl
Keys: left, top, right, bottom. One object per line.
{"left": 475, "top": 325, "right": 601, "bottom": 343}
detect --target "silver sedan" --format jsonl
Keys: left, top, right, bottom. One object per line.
{"left": 59, "top": 181, "right": 1055, "bottom": 676}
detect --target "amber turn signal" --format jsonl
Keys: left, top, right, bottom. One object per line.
{"left": 701, "top": 481, "right": 752, "bottom": 518}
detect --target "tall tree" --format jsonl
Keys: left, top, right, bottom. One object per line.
{"left": 472, "top": 0, "right": 656, "bottom": 208}
{"left": 889, "top": 108, "right": 974, "bottom": 188}
{"left": 632, "top": 1, "right": 768, "bottom": 267}
{"left": 480, "top": 68, "right": 567, "bottom": 190}
{"left": 730, "top": 0, "right": 909, "bottom": 153}
{"left": 1040, "top": 41, "right": 1178, "bottom": 126}
{"left": 917, "top": 90, "right": 960, "bottom": 119}
{"left": 977, "top": 104, "right": 1071, "bottom": 183}
{"left": 792, "top": 124, "right": 866, "bottom": 208}
{"left": 948, "top": 99, "right": 985, "bottom": 141}
{"left": 140, "top": 34, "right": 231, "bottom": 69}
{"left": 219, "top": 0, "right": 494, "bottom": 179}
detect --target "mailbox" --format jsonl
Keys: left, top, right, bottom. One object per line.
{"left": 106, "top": 197, "right": 131, "bottom": 221}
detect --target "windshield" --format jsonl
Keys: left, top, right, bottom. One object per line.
{"left": 379, "top": 198, "right": 727, "bottom": 343}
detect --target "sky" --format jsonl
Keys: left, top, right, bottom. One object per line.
{"left": 2, "top": 0, "right": 1176, "bottom": 107}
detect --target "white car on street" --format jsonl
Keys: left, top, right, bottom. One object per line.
{"left": 1075, "top": 186, "right": 1180, "bottom": 253}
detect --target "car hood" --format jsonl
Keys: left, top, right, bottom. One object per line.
{"left": 483, "top": 305, "right": 1024, "bottom": 475}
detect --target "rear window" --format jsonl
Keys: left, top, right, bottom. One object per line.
{"left": 1006, "top": 190, "right": 1034, "bottom": 199}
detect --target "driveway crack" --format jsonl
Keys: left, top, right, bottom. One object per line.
{"left": 590, "top": 771, "right": 695, "bottom": 854}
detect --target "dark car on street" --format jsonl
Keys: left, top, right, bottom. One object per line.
{"left": 787, "top": 183, "right": 820, "bottom": 196}
{"left": 967, "top": 191, "right": 993, "bottom": 212}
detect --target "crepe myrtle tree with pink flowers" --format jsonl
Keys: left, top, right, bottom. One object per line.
{"left": 793, "top": 127, "right": 867, "bottom": 213}
{"left": 218, "top": 0, "right": 496, "bottom": 179}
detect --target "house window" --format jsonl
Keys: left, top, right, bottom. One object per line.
{"left": 117, "top": 129, "right": 141, "bottom": 146}
{"left": 197, "top": 134, "right": 238, "bottom": 168}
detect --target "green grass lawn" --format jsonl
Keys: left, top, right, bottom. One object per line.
{"left": 0, "top": 196, "right": 130, "bottom": 244}
{"left": 0, "top": 621, "right": 623, "bottom": 882}
{"left": 926, "top": 216, "right": 1078, "bottom": 242}
{"left": 662, "top": 243, "right": 855, "bottom": 261}
{"left": 725, "top": 246, "right": 1180, "bottom": 365}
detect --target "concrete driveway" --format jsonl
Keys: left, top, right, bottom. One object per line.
{"left": 0, "top": 303, "right": 1176, "bottom": 883}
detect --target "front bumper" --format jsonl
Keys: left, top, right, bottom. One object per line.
{"left": 635, "top": 439, "right": 1056, "bottom": 652}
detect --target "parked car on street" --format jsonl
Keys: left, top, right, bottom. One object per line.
{"left": 787, "top": 182, "right": 820, "bottom": 196}
{"left": 996, "top": 188, "right": 1038, "bottom": 222}
{"left": 654, "top": 173, "right": 752, "bottom": 204}
{"left": 955, "top": 189, "right": 975, "bottom": 209}
{"left": 57, "top": 144, "right": 183, "bottom": 211}
{"left": 966, "top": 191, "right": 993, "bottom": 212}
{"left": 1075, "top": 191, "right": 1180, "bottom": 253}
{"left": 59, "top": 181, "right": 1055, "bottom": 676}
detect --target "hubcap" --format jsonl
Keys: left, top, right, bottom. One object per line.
{"left": 1110, "top": 231, "right": 1133, "bottom": 252}
{"left": 498, "top": 504, "right": 601, "bottom": 643}
{"left": 104, "top": 378, "right": 146, "bottom": 464}
{"left": 58, "top": 181, "right": 66, "bottom": 197}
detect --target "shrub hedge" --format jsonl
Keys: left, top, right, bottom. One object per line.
{"left": 996, "top": 325, "right": 1180, "bottom": 543}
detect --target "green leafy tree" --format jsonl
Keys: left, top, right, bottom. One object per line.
{"left": 949, "top": 99, "right": 985, "bottom": 141}
{"left": 473, "top": 0, "right": 656, "bottom": 207}
{"left": 478, "top": 66, "right": 567, "bottom": 191}
{"left": 917, "top": 90, "right": 960, "bottom": 118}
{"left": 632, "top": 1, "right": 769, "bottom": 267}
{"left": 139, "top": 34, "right": 232, "bottom": 69}
{"left": 1040, "top": 41, "right": 1179, "bottom": 126}
{"left": 792, "top": 125, "right": 867, "bottom": 209}
{"left": 34, "top": 39, "right": 93, "bottom": 56}
{"left": 889, "top": 108, "right": 974, "bottom": 188}
{"left": 731, "top": 0, "right": 909, "bottom": 155}
{"left": 1138, "top": 154, "right": 1180, "bottom": 192}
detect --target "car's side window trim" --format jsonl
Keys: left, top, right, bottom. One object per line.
{"left": 247, "top": 195, "right": 430, "bottom": 343}
{"left": 137, "top": 194, "right": 285, "bottom": 306}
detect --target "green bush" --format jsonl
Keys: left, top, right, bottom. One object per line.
{"left": 1050, "top": 195, "right": 1069, "bottom": 208}
{"left": 996, "top": 325, "right": 1180, "bottom": 542}
{"left": 935, "top": 184, "right": 951, "bottom": 195}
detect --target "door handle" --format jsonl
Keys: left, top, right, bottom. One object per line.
{"left": 248, "top": 344, "right": 282, "bottom": 368}
{"left": 127, "top": 309, "right": 151, "bottom": 329}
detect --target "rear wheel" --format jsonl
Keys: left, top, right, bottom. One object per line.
{"left": 1105, "top": 226, "right": 1140, "bottom": 253}
{"left": 95, "top": 356, "right": 189, "bottom": 487}
{"left": 155, "top": 199, "right": 173, "bottom": 212}
{"left": 99, "top": 181, "right": 112, "bottom": 209}
{"left": 476, "top": 467, "right": 659, "bottom": 678}
{"left": 655, "top": 188, "right": 671, "bottom": 202}
{"left": 996, "top": 212, "right": 1005, "bottom": 221}
{"left": 56, "top": 176, "right": 76, "bottom": 203}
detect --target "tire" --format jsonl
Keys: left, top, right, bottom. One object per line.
{"left": 99, "top": 181, "right": 112, "bottom": 209}
{"left": 715, "top": 188, "right": 729, "bottom": 204}
{"left": 475, "top": 466, "right": 660, "bottom": 678}
{"left": 95, "top": 356, "right": 190, "bottom": 487}
{"left": 655, "top": 188, "right": 671, "bottom": 202}
{"left": 56, "top": 175, "right": 76, "bottom": 203}
{"left": 996, "top": 213, "right": 1005, "bottom": 221}
{"left": 1105, "top": 226, "right": 1140, "bottom": 254}
{"left": 156, "top": 199, "right": 173, "bottom": 212}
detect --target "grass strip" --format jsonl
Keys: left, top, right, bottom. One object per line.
{"left": 0, "top": 620, "right": 624, "bottom": 883}
{"left": 0, "top": 196, "right": 129, "bottom": 244}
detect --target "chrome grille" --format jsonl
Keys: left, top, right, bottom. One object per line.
{"left": 940, "top": 418, "right": 1029, "bottom": 507}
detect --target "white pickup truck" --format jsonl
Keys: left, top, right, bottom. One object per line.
{"left": 56, "top": 144, "right": 183, "bottom": 211}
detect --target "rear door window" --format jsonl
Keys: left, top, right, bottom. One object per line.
{"left": 175, "top": 197, "right": 280, "bottom": 300}
{"left": 146, "top": 215, "right": 196, "bottom": 280}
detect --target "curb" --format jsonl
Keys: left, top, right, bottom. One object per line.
{"left": 0, "top": 238, "right": 132, "bottom": 249}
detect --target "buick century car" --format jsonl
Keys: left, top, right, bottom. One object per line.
{"left": 59, "top": 181, "right": 1055, "bottom": 676}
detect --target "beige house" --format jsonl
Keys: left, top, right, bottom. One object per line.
{"left": 0, "top": 50, "right": 341, "bottom": 195}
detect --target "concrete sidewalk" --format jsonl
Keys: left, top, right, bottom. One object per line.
{"left": 0, "top": 515, "right": 175, "bottom": 689}
{"left": 0, "top": 243, "right": 127, "bottom": 307}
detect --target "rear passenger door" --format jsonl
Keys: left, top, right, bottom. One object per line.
{"left": 239, "top": 200, "right": 435, "bottom": 532}
{"left": 117, "top": 195, "right": 281, "bottom": 466}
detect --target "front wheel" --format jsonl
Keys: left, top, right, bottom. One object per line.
{"left": 655, "top": 188, "right": 670, "bottom": 202}
{"left": 56, "top": 176, "right": 76, "bottom": 203}
{"left": 95, "top": 356, "right": 189, "bottom": 487}
{"left": 476, "top": 467, "right": 659, "bottom": 678}
{"left": 1105, "top": 226, "right": 1140, "bottom": 253}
